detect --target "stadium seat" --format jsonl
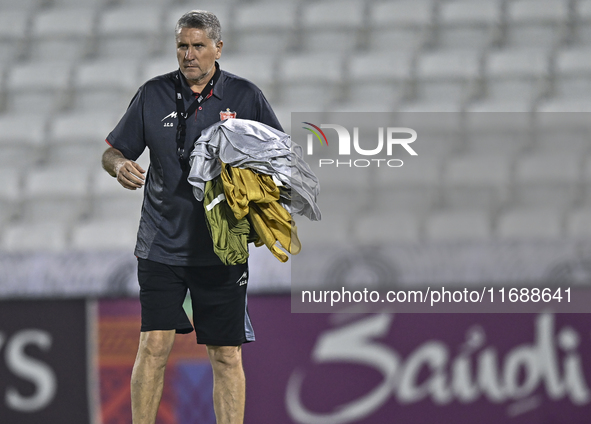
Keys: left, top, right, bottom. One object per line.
{"left": 505, "top": 0, "right": 569, "bottom": 48}
{"left": 0, "top": 40, "right": 17, "bottom": 65}
{"left": 437, "top": 0, "right": 502, "bottom": 49}
{"left": 0, "top": 0, "right": 40, "bottom": 10}
{"left": 463, "top": 113, "right": 532, "bottom": 154}
{"left": 5, "top": 62, "right": 72, "bottom": 113}
{"left": 96, "top": 6, "right": 163, "bottom": 57}
{"left": 29, "top": 7, "right": 96, "bottom": 62}
{"left": 45, "top": 143, "right": 106, "bottom": 167}
{"left": 301, "top": 0, "right": 364, "bottom": 53}
{"left": 48, "top": 112, "right": 119, "bottom": 145}
{"left": 531, "top": 114, "right": 591, "bottom": 155}
{"left": 0, "top": 10, "right": 28, "bottom": 42}
{"left": 70, "top": 218, "right": 139, "bottom": 251}
{"left": 353, "top": 210, "right": 422, "bottom": 244}
{"left": 296, "top": 213, "right": 350, "bottom": 245}
{"left": 553, "top": 48, "right": 591, "bottom": 99}
{"left": 233, "top": 2, "right": 297, "bottom": 53}
{"left": 575, "top": 0, "right": 591, "bottom": 44}
{"left": 1, "top": 223, "right": 69, "bottom": 252}
{"left": 415, "top": 49, "right": 482, "bottom": 103}
{"left": 219, "top": 53, "right": 277, "bottom": 98}
{"left": 32, "top": 7, "right": 95, "bottom": 38}
{"left": 496, "top": 208, "right": 563, "bottom": 239}
{"left": 0, "top": 114, "right": 48, "bottom": 147}
{"left": 442, "top": 154, "right": 512, "bottom": 211}
{"left": 139, "top": 55, "right": 178, "bottom": 83}
{"left": 369, "top": 0, "right": 433, "bottom": 28}
{"left": 74, "top": 59, "right": 140, "bottom": 92}
{"left": 369, "top": 28, "right": 428, "bottom": 53}
{"left": 302, "top": 0, "right": 365, "bottom": 29}
{"left": 20, "top": 165, "right": 92, "bottom": 224}
{"left": 73, "top": 59, "right": 140, "bottom": 113}
{"left": 581, "top": 155, "right": 591, "bottom": 204}
{"left": 0, "top": 168, "right": 21, "bottom": 203}
{"left": 425, "top": 209, "right": 492, "bottom": 241}
{"left": 51, "top": 0, "right": 104, "bottom": 6}
{"left": 277, "top": 53, "right": 344, "bottom": 109}
{"left": 566, "top": 208, "right": 591, "bottom": 238}
{"left": 483, "top": 48, "right": 550, "bottom": 104}
{"left": 23, "top": 166, "right": 91, "bottom": 199}
{"left": 512, "top": 153, "right": 581, "bottom": 209}
{"left": 368, "top": 0, "right": 433, "bottom": 52}
{"left": 537, "top": 98, "right": 591, "bottom": 111}
{"left": 345, "top": 51, "right": 413, "bottom": 107}
{"left": 373, "top": 156, "right": 441, "bottom": 215}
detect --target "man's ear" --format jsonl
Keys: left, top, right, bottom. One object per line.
{"left": 216, "top": 40, "right": 223, "bottom": 59}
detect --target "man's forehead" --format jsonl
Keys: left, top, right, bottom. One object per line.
{"left": 176, "top": 27, "right": 211, "bottom": 41}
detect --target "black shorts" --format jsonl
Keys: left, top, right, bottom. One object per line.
{"left": 137, "top": 258, "right": 254, "bottom": 346}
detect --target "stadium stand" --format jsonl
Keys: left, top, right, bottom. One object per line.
{"left": 0, "top": 0, "right": 589, "bottom": 253}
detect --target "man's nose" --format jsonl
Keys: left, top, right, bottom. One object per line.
{"left": 184, "top": 47, "right": 195, "bottom": 60}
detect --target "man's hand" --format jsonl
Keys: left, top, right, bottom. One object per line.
{"left": 102, "top": 147, "right": 146, "bottom": 190}
{"left": 115, "top": 160, "right": 145, "bottom": 190}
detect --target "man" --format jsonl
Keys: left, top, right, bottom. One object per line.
{"left": 101, "top": 10, "right": 282, "bottom": 424}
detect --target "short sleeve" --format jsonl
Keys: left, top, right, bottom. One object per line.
{"left": 255, "top": 91, "right": 284, "bottom": 133}
{"left": 106, "top": 87, "right": 146, "bottom": 161}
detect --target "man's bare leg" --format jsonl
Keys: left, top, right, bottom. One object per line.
{"left": 131, "top": 330, "right": 176, "bottom": 424}
{"left": 207, "top": 345, "right": 245, "bottom": 424}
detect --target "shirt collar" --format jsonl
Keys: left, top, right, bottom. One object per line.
{"left": 178, "top": 61, "right": 223, "bottom": 101}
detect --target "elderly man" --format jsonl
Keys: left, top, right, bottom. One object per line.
{"left": 101, "top": 10, "right": 282, "bottom": 424}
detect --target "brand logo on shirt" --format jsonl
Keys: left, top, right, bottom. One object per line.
{"left": 302, "top": 122, "right": 417, "bottom": 168}
{"left": 236, "top": 270, "right": 248, "bottom": 286}
{"left": 220, "top": 108, "right": 237, "bottom": 120}
{"left": 162, "top": 111, "right": 189, "bottom": 127}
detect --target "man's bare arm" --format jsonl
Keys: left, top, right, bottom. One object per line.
{"left": 102, "top": 147, "right": 146, "bottom": 190}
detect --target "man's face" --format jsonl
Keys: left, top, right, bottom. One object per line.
{"left": 176, "top": 27, "right": 222, "bottom": 86}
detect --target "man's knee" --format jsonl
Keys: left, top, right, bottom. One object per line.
{"left": 137, "top": 330, "right": 175, "bottom": 362}
{"left": 207, "top": 345, "right": 243, "bottom": 371}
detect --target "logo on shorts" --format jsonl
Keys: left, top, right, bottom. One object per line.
{"left": 236, "top": 271, "right": 248, "bottom": 286}
{"left": 220, "top": 108, "right": 237, "bottom": 120}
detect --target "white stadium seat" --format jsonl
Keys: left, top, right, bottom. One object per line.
{"left": 505, "top": 0, "right": 569, "bottom": 48}
{"left": 71, "top": 218, "right": 139, "bottom": 251}
{"left": 369, "top": 0, "right": 433, "bottom": 28}
{"left": 48, "top": 112, "right": 119, "bottom": 144}
{"left": 302, "top": 0, "right": 365, "bottom": 29}
{"left": 513, "top": 154, "right": 581, "bottom": 209}
{"left": 497, "top": 208, "right": 563, "bottom": 239}
{"left": 1, "top": 223, "right": 69, "bottom": 252}
{"left": 443, "top": 154, "right": 512, "bottom": 210}
{"left": 96, "top": 6, "right": 163, "bottom": 57}
{"left": 566, "top": 208, "right": 591, "bottom": 238}
{"left": 23, "top": 166, "right": 91, "bottom": 199}
{"left": 32, "top": 8, "right": 96, "bottom": 38}
{"left": 0, "top": 114, "right": 48, "bottom": 146}
{"left": 425, "top": 209, "right": 492, "bottom": 241}
{"left": 354, "top": 211, "right": 422, "bottom": 244}
{"left": 74, "top": 59, "right": 140, "bottom": 91}
{"left": 437, "top": 0, "right": 502, "bottom": 49}
{"left": 486, "top": 48, "right": 550, "bottom": 79}
{"left": 219, "top": 54, "right": 276, "bottom": 88}
{"left": 0, "top": 10, "right": 29, "bottom": 40}
{"left": 0, "top": 169, "right": 21, "bottom": 202}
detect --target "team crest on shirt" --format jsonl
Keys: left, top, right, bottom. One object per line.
{"left": 220, "top": 108, "right": 237, "bottom": 120}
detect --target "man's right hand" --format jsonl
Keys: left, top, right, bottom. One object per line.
{"left": 102, "top": 147, "right": 146, "bottom": 190}
{"left": 115, "top": 160, "right": 146, "bottom": 190}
